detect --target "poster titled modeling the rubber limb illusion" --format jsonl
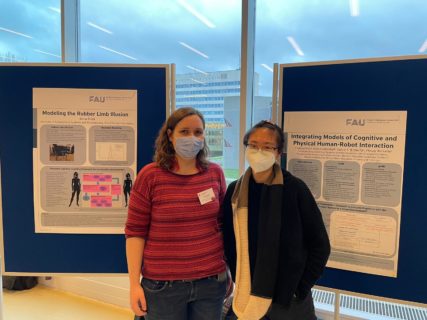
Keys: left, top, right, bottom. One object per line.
{"left": 33, "top": 88, "right": 137, "bottom": 234}
{"left": 284, "top": 111, "right": 407, "bottom": 277}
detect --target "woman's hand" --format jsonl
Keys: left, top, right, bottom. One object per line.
{"left": 130, "top": 283, "right": 147, "bottom": 316}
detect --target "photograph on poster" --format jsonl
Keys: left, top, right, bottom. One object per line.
{"left": 49, "top": 144, "right": 75, "bottom": 161}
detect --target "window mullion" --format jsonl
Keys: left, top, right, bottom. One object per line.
{"left": 239, "top": 0, "right": 256, "bottom": 175}
{"left": 61, "top": 0, "right": 80, "bottom": 63}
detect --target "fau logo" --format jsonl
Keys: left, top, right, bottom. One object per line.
{"left": 89, "top": 96, "right": 105, "bottom": 103}
{"left": 346, "top": 119, "right": 365, "bottom": 126}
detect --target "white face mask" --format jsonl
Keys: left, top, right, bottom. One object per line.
{"left": 245, "top": 148, "right": 277, "bottom": 173}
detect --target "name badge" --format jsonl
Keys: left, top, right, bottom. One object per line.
{"left": 197, "top": 188, "right": 215, "bottom": 205}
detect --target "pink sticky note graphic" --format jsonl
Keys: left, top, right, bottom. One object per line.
{"left": 90, "top": 196, "right": 112, "bottom": 208}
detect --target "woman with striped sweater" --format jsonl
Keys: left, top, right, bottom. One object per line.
{"left": 125, "top": 107, "right": 227, "bottom": 320}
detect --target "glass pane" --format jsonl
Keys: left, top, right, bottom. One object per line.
{"left": 0, "top": 0, "right": 61, "bottom": 62}
{"left": 80, "top": 0, "right": 242, "bottom": 181}
{"left": 254, "top": 0, "right": 427, "bottom": 121}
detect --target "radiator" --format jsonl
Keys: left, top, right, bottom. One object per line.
{"left": 312, "top": 289, "right": 427, "bottom": 320}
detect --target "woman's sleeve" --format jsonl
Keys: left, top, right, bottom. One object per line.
{"left": 124, "top": 167, "right": 153, "bottom": 239}
{"left": 222, "top": 181, "right": 237, "bottom": 281}
{"left": 296, "top": 179, "right": 331, "bottom": 299}
{"left": 218, "top": 167, "right": 227, "bottom": 204}
{"left": 215, "top": 166, "right": 227, "bottom": 231}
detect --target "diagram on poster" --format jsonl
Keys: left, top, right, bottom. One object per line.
{"left": 33, "top": 88, "right": 137, "bottom": 234}
{"left": 284, "top": 111, "right": 406, "bottom": 277}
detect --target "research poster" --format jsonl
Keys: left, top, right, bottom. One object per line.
{"left": 284, "top": 111, "right": 407, "bottom": 277}
{"left": 33, "top": 88, "right": 137, "bottom": 234}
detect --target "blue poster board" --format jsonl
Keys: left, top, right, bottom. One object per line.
{"left": 0, "top": 64, "right": 169, "bottom": 274}
{"left": 280, "top": 57, "right": 427, "bottom": 304}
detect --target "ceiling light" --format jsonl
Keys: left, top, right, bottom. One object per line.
{"left": 48, "top": 7, "right": 61, "bottom": 13}
{"left": 287, "top": 36, "right": 304, "bottom": 56}
{"left": 87, "top": 22, "right": 113, "bottom": 34}
{"left": 419, "top": 39, "right": 427, "bottom": 53}
{"left": 261, "top": 64, "right": 274, "bottom": 72}
{"left": 0, "top": 27, "right": 32, "bottom": 39}
{"left": 98, "top": 45, "right": 137, "bottom": 61}
{"left": 177, "top": 0, "right": 216, "bottom": 28}
{"left": 33, "top": 49, "right": 61, "bottom": 58}
{"left": 179, "top": 42, "right": 209, "bottom": 59}
{"left": 186, "top": 65, "right": 208, "bottom": 75}
{"left": 349, "top": 0, "right": 360, "bottom": 17}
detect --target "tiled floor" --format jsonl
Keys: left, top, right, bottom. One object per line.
{"left": 2, "top": 285, "right": 133, "bottom": 320}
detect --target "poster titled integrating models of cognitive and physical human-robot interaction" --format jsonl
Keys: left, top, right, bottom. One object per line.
{"left": 33, "top": 88, "right": 137, "bottom": 234}
{"left": 284, "top": 111, "right": 407, "bottom": 277}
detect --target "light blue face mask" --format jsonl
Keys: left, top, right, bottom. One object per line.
{"left": 174, "top": 136, "right": 204, "bottom": 159}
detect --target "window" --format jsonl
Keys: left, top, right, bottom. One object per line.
{"left": 0, "top": 1, "right": 61, "bottom": 62}
{"left": 80, "top": 0, "right": 242, "bottom": 180}
{"left": 254, "top": 0, "right": 427, "bottom": 122}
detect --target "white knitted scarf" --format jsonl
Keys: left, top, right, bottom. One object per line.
{"left": 230, "top": 164, "right": 283, "bottom": 320}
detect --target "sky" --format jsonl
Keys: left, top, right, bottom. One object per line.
{"left": 0, "top": 0, "right": 426, "bottom": 96}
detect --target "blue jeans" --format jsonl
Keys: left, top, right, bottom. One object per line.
{"left": 138, "top": 273, "right": 227, "bottom": 320}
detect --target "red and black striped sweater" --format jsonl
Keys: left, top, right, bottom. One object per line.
{"left": 125, "top": 162, "right": 226, "bottom": 280}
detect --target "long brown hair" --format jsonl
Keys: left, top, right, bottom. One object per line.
{"left": 154, "top": 107, "right": 210, "bottom": 170}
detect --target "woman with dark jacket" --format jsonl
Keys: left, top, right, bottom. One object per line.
{"left": 222, "top": 121, "right": 330, "bottom": 320}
